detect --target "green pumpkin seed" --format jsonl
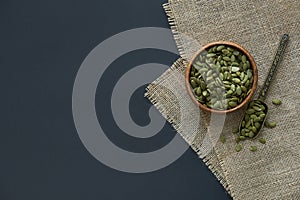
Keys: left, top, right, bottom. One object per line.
{"left": 229, "top": 101, "right": 237, "bottom": 107}
{"left": 232, "top": 127, "right": 239, "bottom": 134}
{"left": 227, "top": 72, "right": 232, "bottom": 80}
{"left": 206, "top": 76, "right": 213, "bottom": 82}
{"left": 235, "top": 144, "right": 243, "bottom": 152}
{"left": 231, "top": 66, "right": 240, "bottom": 72}
{"left": 227, "top": 47, "right": 234, "bottom": 52}
{"left": 246, "top": 108, "right": 255, "bottom": 114}
{"left": 250, "top": 146, "right": 257, "bottom": 152}
{"left": 232, "top": 62, "right": 239, "bottom": 66}
{"left": 224, "top": 84, "right": 231, "bottom": 89}
{"left": 241, "top": 85, "right": 247, "bottom": 92}
{"left": 199, "top": 81, "right": 206, "bottom": 90}
{"left": 254, "top": 117, "right": 261, "bottom": 122}
{"left": 222, "top": 49, "right": 229, "bottom": 54}
{"left": 266, "top": 121, "right": 276, "bottom": 128}
{"left": 233, "top": 51, "right": 240, "bottom": 56}
{"left": 239, "top": 136, "right": 246, "bottom": 140}
{"left": 259, "top": 113, "right": 266, "bottom": 119}
{"left": 196, "top": 78, "right": 201, "bottom": 85}
{"left": 253, "top": 106, "right": 262, "bottom": 111}
{"left": 272, "top": 99, "right": 282, "bottom": 105}
{"left": 241, "top": 129, "right": 246, "bottom": 135}
{"left": 207, "top": 53, "right": 216, "bottom": 58}
{"left": 210, "top": 98, "right": 217, "bottom": 104}
{"left": 196, "top": 87, "right": 202, "bottom": 96}
{"left": 231, "top": 55, "right": 236, "bottom": 62}
{"left": 202, "top": 91, "right": 208, "bottom": 97}
{"left": 242, "top": 63, "right": 248, "bottom": 71}
{"left": 236, "top": 86, "right": 242, "bottom": 96}
{"left": 259, "top": 138, "right": 266, "bottom": 144}
{"left": 190, "top": 77, "right": 197, "bottom": 82}
{"left": 217, "top": 45, "right": 225, "bottom": 51}
{"left": 226, "top": 90, "right": 233, "bottom": 96}
{"left": 251, "top": 126, "right": 257, "bottom": 133}
{"left": 254, "top": 122, "right": 261, "bottom": 129}
{"left": 247, "top": 69, "right": 253, "bottom": 78}
{"left": 248, "top": 131, "right": 254, "bottom": 138}
{"left": 223, "top": 56, "right": 231, "bottom": 61}
{"left": 191, "top": 80, "right": 197, "bottom": 88}
{"left": 232, "top": 78, "right": 241, "bottom": 84}
{"left": 199, "top": 68, "right": 209, "bottom": 74}
{"left": 245, "top": 120, "right": 251, "bottom": 128}
{"left": 246, "top": 60, "right": 250, "bottom": 68}
{"left": 230, "top": 84, "right": 236, "bottom": 91}
{"left": 231, "top": 73, "right": 238, "bottom": 78}
{"left": 250, "top": 114, "right": 257, "bottom": 119}
{"left": 242, "top": 55, "right": 247, "bottom": 63}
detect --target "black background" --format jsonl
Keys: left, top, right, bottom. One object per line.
{"left": 0, "top": 0, "right": 231, "bottom": 199}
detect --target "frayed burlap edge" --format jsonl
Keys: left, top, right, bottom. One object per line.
{"left": 162, "top": 2, "right": 187, "bottom": 61}
{"left": 145, "top": 58, "right": 231, "bottom": 194}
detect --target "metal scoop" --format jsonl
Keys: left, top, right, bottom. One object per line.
{"left": 238, "top": 34, "right": 289, "bottom": 139}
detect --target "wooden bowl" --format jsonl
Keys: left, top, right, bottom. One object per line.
{"left": 185, "top": 41, "right": 258, "bottom": 114}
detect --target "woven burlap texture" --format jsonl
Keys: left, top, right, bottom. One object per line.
{"left": 145, "top": 0, "right": 300, "bottom": 199}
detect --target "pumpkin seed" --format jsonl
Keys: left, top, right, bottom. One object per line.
{"left": 231, "top": 55, "right": 236, "bottom": 62}
{"left": 236, "top": 86, "right": 242, "bottom": 95}
{"left": 239, "top": 135, "right": 246, "bottom": 140}
{"left": 232, "top": 62, "right": 239, "bottom": 66}
{"left": 196, "top": 87, "right": 202, "bottom": 96}
{"left": 272, "top": 99, "right": 282, "bottom": 105}
{"left": 202, "top": 91, "right": 209, "bottom": 97}
{"left": 231, "top": 66, "right": 240, "bottom": 72}
{"left": 190, "top": 80, "right": 197, "bottom": 88}
{"left": 265, "top": 121, "right": 276, "bottom": 128}
{"left": 217, "top": 45, "right": 225, "bottom": 51}
{"left": 235, "top": 144, "right": 243, "bottom": 152}
{"left": 259, "top": 138, "right": 266, "bottom": 144}
{"left": 232, "top": 78, "right": 241, "bottom": 84}
{"left": 250, "top": 146, "right": 257, "bottom": 152}
{"left": 232, "top": 127, "right": 239, "bottom": 134}
{"left": 233, "top": 51, "right": 239, "bottom": 56}
{"left": 229, "top": 101, "right": 237, "bottom": 107}
{"left": 254, "top": 122, "right": 261, "bottom": 129}
{"left": 207, "top": 53, "right": 216, "bottom": 58}
{"left": 248, "top": 131, "right": 255, "bottom": 138}
{"left": 242, "top": 55, "right": 247, "bottom": 63}
{"left": 223, "top": 56, "right": 231, "bottom": 61}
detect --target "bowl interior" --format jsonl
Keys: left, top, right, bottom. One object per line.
{"left": 185, "top": 41, "right": 258, "bottom": 114}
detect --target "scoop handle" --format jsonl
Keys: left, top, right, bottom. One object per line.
{"left": 258, "top": 34, "right": 289, "bottom": 101}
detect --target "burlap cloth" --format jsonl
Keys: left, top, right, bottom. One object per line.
{"left": 145, "top": 0, "right": 300, "bottom": 199}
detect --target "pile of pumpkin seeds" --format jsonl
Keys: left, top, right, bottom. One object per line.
{"left": 232, "top": 98, "right": 282, "bottom": 152}
{"left": 189, "top": 45, "right": 254, "bottom": 110}
{"left": 239, "top": 100, "right": 266, "bottom": 139}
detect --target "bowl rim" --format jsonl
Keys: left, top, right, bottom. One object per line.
{"left": 185, "top": 41, "right": 258, "bottom": 114}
